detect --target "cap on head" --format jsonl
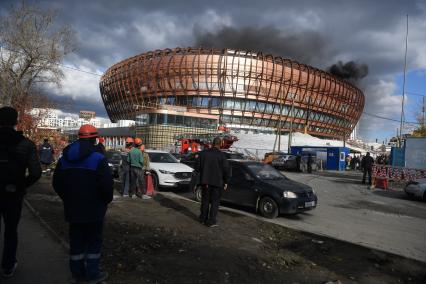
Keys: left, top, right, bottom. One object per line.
{"left": 0, "top": 106, "right": 18, "bottom": 127}
{"left": 98, "top": 137, "right": 105, "bottom": 144}
{"left": 366, "top": 152, "right": 370, "bottom": 156}
{"left": 78, "top": 124, "right": 98, "bottom": 139}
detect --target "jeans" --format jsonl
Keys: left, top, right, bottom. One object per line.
{"left": 130, "top": 167, "right": 146, "bottom": 197}
{"left": 0, "top": 195, "right": 23, "bottom": 270}
{"left": 200, "top": 185, "right": 222, "bottom": 224}
{"left": 362, "top": 168, "right": 372, "bottom": 185}
{"left": 69, "top": 222, "right": 104, "bottom": 279}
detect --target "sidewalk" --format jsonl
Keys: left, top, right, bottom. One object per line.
{"left": 1, "top": 205, "right": 70, "bottom": 284}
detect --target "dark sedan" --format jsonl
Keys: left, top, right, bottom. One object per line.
{"left": 105, "top": 150, "right": 122, "bottom": 178}
{"left": 194, "top": 160, "right": 317, "bottom": 218}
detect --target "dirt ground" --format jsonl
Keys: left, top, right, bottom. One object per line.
{"left": 25, "top": 177, "right": 426, "bottom": 284}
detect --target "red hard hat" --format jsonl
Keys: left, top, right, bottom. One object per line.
{"left": 78, "top": 124, "right": 98, "bottom": 139}
{"left": 134, "top": 138, "right": 142, "bottom": 145}
{"left": 98, "top": 137, "right": 105, "bottom": 144}
{"left": 125, "top": 137, "right": 134, "bottom": 143}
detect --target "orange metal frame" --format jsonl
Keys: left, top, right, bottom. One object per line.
{"left": 99, "top": 47, "right": 364, "bottom": 139}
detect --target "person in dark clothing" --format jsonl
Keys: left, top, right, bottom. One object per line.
{"left": 39, "top": 138, "right": 54, "bottom": 175}
{"left": 361, "top": 152, "right": 375, "bottom": 185}
{"left": 0, "top": 106, "right": 42, "bottom": 278}
{"left": 53, "top": 124, "right": 113, "bottom": 283}
{"left": 196, "top": 137, "right": 230, "bottom": 227}
{"left": 307, "top": 153, "right": 313, "bottom": 173}
{"left": 296, "top": 154, "right": 301, "bottom": 172}
{"left": 95, "top": 137, "right": 106, "bottom": 155}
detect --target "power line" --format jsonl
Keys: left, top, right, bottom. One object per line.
{"left": 363, "top": 111, "right": 420, "bottom": 125}
{"left": 405, "top": 91, "right": 426, "bottom": 97}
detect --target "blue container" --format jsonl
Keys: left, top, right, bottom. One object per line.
{"left": 291, "top": 146, "right": 349, "bottom": 171}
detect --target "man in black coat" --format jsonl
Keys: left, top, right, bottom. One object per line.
{"left": 361, "top": 152, "right": 375, "bottom": 185}
{"left": 0, "top": 106, "right": 41, "bottom": 278}
{"left": 53, "top": 124, "right": 113, "bottom": 283}
{"left": 196, "top": 137, "right": 230, "bottom": 227}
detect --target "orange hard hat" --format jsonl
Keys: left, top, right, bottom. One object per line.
{"left": 125, "top": 137, "right": 134, "bottom": 143}
{"left": 134, "top": 138, "right": 142, "bottom": 145}
{"left": 78, "top": 124, "right": 98, "bottom": 139}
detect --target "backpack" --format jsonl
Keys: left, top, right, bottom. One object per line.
{"left": 0, "top": 136, "right": 25, "bottom": 193}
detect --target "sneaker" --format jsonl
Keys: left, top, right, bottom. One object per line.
{"left": 122, "top": 194, "right": 129, "bottom": 198}
{"left": 87, "top": 271, "right": 108, "bottom": 284}
{"left": 206, "top": 221, "right": 218, "bottom": 228}
{"left": 3, "top": 262, "right": 18, "bottom": 278}
{"left": 142, "top": 195, "right": 152, "bottom": 199}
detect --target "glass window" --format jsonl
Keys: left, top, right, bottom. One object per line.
{"left": 149, "top": 113, "right": 157, "bottom": 124}
{"left": 147, "top": 152, "right": 178, "bottom": 163}
{"left": 210, "top": 98, "right": 221, "bottom": 108}
{"left": 176, "top": 115, "right": 184, "bottom": 125}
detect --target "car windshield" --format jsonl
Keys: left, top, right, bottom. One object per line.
{"left": 105, "top": 152, "right": 122, "bottom": 160}
{"left": 247, "top": 164, "right": 285, "bottom": 180}
{"left": 148, "top": 152, "right": 178, "bottom": 163}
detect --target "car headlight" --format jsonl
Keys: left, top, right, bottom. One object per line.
{"left": 108, "top": 163, "right": 113, "bottom": 167}
{"left": 159, "top": 169, "right": 175, "bottom": 174}
{"left": 283, "top": 191, "right": 297, "bottom": 198}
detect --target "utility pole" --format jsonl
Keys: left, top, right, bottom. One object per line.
{"left": 287, "top": 94, "right": 296, "bottom": 154}
{"left": 399, "top": 14, "right": 408, "bottom": 147}
{"left": 422, "top": 96, "right": 425, "bottom": 127}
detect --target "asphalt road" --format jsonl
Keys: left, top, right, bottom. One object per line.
{"left": 168, "top": 170, "right": 426, "bottom": 262}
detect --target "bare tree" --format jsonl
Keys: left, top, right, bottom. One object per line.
{"left": 0, "top": 2, "right": 76, "bottom": 106}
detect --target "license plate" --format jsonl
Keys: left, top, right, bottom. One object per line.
{"left": 305, "top": 201, "right": 315, "bottom": 207}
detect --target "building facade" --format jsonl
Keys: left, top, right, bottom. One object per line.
{"left": 99, "top": 47, "right": 365, "bottom": 146}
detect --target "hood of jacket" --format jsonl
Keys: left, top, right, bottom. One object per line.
{"left": 63, "top": 140, "right": 98, "bottom": 162}
{"left": 0, "top": 127, "right": 24, "bottom": 146}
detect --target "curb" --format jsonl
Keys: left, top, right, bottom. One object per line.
{"left": 23, "top": 198, "right": 70, "bottom": 251}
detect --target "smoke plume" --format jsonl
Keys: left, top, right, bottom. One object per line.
{"left": 193, "top": 25, "right": 328, "bottom": 66}
{"left": 327, "top": 61, "right": 369, "bottom": 82}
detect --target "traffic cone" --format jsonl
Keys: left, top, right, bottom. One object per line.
{"left": 145, "top": 174, "right": 155, "bottom": 196}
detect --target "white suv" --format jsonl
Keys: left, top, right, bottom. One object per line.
{"left": 146, "top": 150, "right": 194, "bottom": 190}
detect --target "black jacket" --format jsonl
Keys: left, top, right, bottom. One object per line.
{"left": 53, "top": 140, "right": 113, "bottom": 223}
{"left": 361, "top": 155, "right": 375, "bottom": 169}
{"left": 39, "top": 142, "right": 54, "bottom": 164}
{"left": 197, "top": 147, "right": 230, "bottom": 188}
{"left": 0, "top": 127, "right": 41, "bottom": 197}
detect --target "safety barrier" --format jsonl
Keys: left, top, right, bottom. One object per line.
{"left": 372, "top": 165, "right": 426, "bottom": 190}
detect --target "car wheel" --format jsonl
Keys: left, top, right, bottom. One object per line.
{"left": 152, "top": 173, "right": 159, "bottom": 192}
{"left": 423, "top": 191, "right": 426, "bottom": 202}
{"left": 195, "top": 186, "right": 202, "bottom": 202}
{"left": 259, "top": 196, "right": 279, "bottom": 219}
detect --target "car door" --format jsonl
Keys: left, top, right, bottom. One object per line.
{"left": 224, "top": 164, "right": 257, "bottom": 207}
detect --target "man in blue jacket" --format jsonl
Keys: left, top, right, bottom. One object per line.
{"left": 53, "top": 124, "right": 113, "bottom": 284}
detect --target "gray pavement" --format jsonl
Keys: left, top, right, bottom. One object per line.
{"left": 169, "top": 170, "right": 426, "bottom": 262}
{"left": 1, "top": 205, "right": 70, "bottom": 284}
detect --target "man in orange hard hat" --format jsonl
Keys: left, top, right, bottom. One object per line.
{"left": 129, "top": 138, "right": 147, "bottom": 198}
{"left": 120, "top": 137, "right": 134, "bottom": 197}
{"left": 53, "top": 124, "right": 113, "bottom": 283}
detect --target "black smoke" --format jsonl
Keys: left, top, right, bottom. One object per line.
{"left": 327, "top": 61, "right": 369, "bottom": 82}
{"left": 193, "top": 25, "right": 329, "bottom": 66}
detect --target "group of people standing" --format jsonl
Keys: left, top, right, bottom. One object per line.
{"left": 0, "top": 105, "right": 229, "bottom": 283}
{"left": 120, "top": 137, "right": 151, "bottom": 199}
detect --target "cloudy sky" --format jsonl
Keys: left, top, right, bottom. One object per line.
{"left": 2, "top": 0, "right": 426, "bottom": 141}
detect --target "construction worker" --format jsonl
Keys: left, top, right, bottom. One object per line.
{"left": 130, "top": 138, "right": 148, "bottom": 199}
{"left": 120, "top": 137, "right": 134, "bottom": 197}
{"left": 52, "top": 124, "right": 113, "bottom": 283}
{"left": 138, "top": 142, "right": 152, "bottom": 197}
{"left": 0, "top": 106, "right": 41, "bottom": 278}
{"left": 95, "top": 137, "right": 106, "bottom": 154}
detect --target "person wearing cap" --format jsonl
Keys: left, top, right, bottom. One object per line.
{"left": 95, "top": 137, "right": 106, "bottom": 155}
{"left": 0, "top": 106, "right": 42, "bottom": 278}
{"left": 135, "top": 139, "right": 151, "bottom": 198}
{"left": 120, "top": 137, "right": 134, "bottom": 197}
{"left": 129, "top": 138, "right": 147, "bottom": 198}
{"left": 53, "top": 124, "right": 113, "bottom": 283}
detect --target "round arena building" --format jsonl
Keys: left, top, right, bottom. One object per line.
{"left": 99, "top": 47, "right": 364, "bottom": 147}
